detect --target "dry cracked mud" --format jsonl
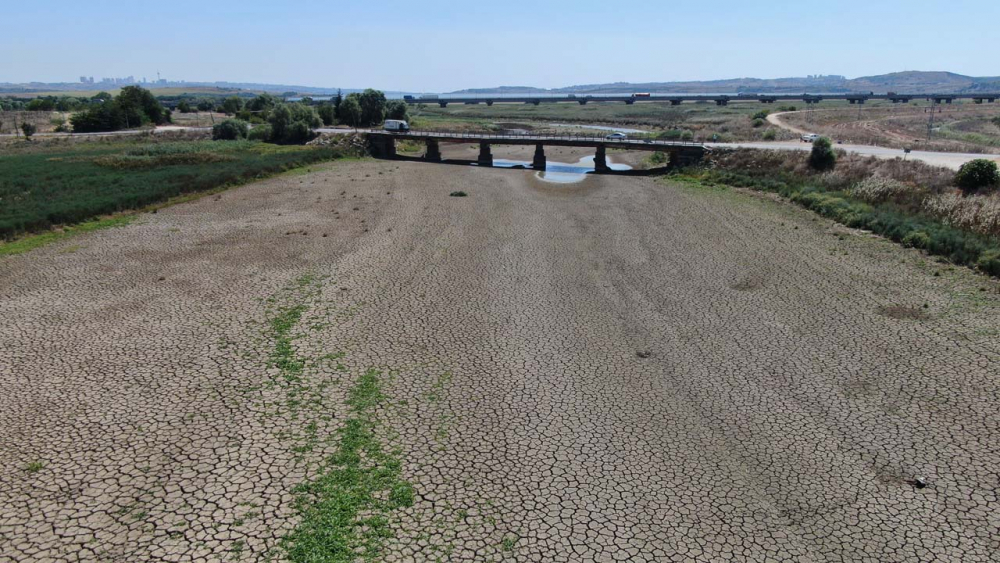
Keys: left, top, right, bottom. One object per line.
{"left": 2, "top": 150, "right": 1000, "bottom": 562}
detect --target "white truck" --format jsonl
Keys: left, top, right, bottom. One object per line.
{"left": 383, "top": 120, "right": 410, "bottom": 132}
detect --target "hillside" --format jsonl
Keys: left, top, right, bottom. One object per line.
{"left": 452, "top": 71, "right": 1000, "bottom": 95}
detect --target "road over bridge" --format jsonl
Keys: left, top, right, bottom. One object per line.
{"left": 404, "top": 92, "right": 1000, "bottom": 107}
{"left": 367, "top": 130, "right": 708, "bottom": 171}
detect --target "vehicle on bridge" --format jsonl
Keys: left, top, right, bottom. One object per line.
{"left": 384, "top": 120, "right": 410, "bottom": 132}
{"left": 632, "top": 93, "right": 651, "bottom": 98}
{"left": 605, "top": 132, "right": 628, "bottom": 140}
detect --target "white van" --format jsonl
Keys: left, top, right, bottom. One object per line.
{"left": 384, "top": 120, "right": 410, "bottom": 132}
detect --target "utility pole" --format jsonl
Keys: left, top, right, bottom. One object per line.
{"left": 927, "top": 99, "right": 936, "bottom": 141}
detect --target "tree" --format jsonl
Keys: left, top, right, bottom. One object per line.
{"left": 21, "top": 122, "right": 37, "bottom": 139}
{"left": 317, "top": 103, "right": 336, "bottom": 126}
{"left": 334, "top": 89, "right": 343, "bottom": 109}
{"left": 91, "top": 91, "right": 112, "bottom": 102}
{"left": 357, "top": 89, "right": 387, "bottom": 126}
{"left": 212, "top": 119, "right": 249, "bottom": 140}
{"left": 267, "top": 103, "right": 320, "bottom": 144}
{"left": 118, "top": 86, "right": 168, "bottom": 125}
{"left": 177, "top": 100, "right": 193, "bottom": 113}
{"left": 386, "top": 100, "right": 409, "bottom": 121}
{"left": 221, "top": 96, "right": 244, "bottom": 116}
{"left": 337, "top": 96, "right": 362, "bottom": 129}
{"left": 955, "top": 159, "right": 1000, "bottom": 195}
{"left": 196, "top": 99, "right": 215, "bottom": 112}
{"left": 808, "top": 136, "right": 836, "bottom": 171}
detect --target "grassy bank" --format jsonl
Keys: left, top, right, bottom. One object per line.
{"left": 680, "top": 149, "right": 1000, "bottom": 277}
{"left": 0, "top": 139, "right": 346, "bottom": 243}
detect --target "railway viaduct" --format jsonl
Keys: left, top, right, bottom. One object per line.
{"left": 404, "top": 92, "right": 1000, "bottom": 108}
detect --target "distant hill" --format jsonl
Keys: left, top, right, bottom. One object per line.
{"left": 450, "top": 71, "right": 1000, "bottom": 95}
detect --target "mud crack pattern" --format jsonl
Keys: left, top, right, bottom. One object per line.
{"left": 2, "top": 153, "right": 1000, "bottom": 561}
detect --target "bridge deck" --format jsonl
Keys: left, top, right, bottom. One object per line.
{"left": 371, "top": 131, "right": 706, "bottom": 152}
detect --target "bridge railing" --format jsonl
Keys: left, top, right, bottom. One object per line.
{"left": 387, "top": 128, "right": 703, "bottom": 147}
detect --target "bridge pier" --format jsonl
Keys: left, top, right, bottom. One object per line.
{"left": 578, "top": 100, "right": 588, "bottom": 105}
{"left": 478, "top": 142, "right": 493, "bottom": 167}
{"left": 425, "top": 139, "right": 442, "bottom": 162}
{"left": 532, "top": 144, "right": 546, "bottom": 171}
{"left": 594, "top": 145, "right": 610, "bottom": 173}
{"left": 625, "top": 99, "right": 635, "bottom": 105}
{"left": 669, "top": 99, "right": 682, "bottom": 106}
{"left": 438, "top": 101, "right": 448, "bottom": 108}
{"left": 367, "top": 135, "right": 396, "bottom": 158}
{"left": 486, "top": 100, "right": 494, "bottom": 106}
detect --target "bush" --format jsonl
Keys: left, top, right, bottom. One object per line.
{"left": 902, "top": 231, "right": 931, "bottom": 249}
{"left": 751, "top": 110, "right": 770, "bottom": 121}
{"left": 751, "top": 118, "right": 765, "bottom": 128}
{"left": 248, "top": 123, "right": 272, "bottom": 141}
{"left": 955, "top": 159, "right": 999, "bottom": 195}
{"left": 808, "top": 137, "right": 837, "bottom": 171}
{"left": 978, "top": 250, "right": 1000, "bottom": 276}
{"left": 212, "top": 119, "right": 249, "bottom": 141}
{"left": 762, "top": 128, "right": 777, "bottom": 141}
{"left": 20, "top": 122, "right": 37, "bottom": 138}
{"left": 177, "top": 100, "right": 193, "bottom": 113}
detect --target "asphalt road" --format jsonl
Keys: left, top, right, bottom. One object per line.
{"left": 2, "top": 157, "right": 999, "bottom": 561}
{"left": 708, "top": 140, "right": 1000, "bottom": 170}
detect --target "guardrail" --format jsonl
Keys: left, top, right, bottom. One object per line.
{"left": 374, "top": 129, "right": 704, "bottom": 148}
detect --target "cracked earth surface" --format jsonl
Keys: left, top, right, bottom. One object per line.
{"left": 2, "top": 151, "right": 1000, "bottom": 562}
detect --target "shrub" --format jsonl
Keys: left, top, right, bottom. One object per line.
{"left": 212, "top": 119, "right": 249, "bottom": 141}
{"left": 923, "top": 192, "right": 1000, "bottom": 238}
{"left": 751, "top": 118, "right": 765, "bottom": 128}
{"left": 248, "top": 123, "right": 272, "bottom": 141}
{"left": 955, "top": 159, "right": 999, "bottom": 195}
{"left": 978, "top": 250, "right": 1000, "bottom": 276}
{"left": 902, "top": 231, "right": 931, "bottom": 249}
{"left": 20, "top": 122, "right": 37, "bottom": 138}
{"left": 648, "top": 151, "right": 668, "bottom": 166}
{"left": 177, "top": 100, "right": 193, "bottom": 113}
{"left": 762, "top": 128, "right": 777, "bottom": 141}
{"left": 751, "top": 110, "right": 770, "bottom": 121}
{"left": 808, "top": 137, "right": 836, "bottom": 171}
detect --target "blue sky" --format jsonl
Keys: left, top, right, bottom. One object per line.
{"left": 4, "top": 0, "right": 998, "bottom": 91}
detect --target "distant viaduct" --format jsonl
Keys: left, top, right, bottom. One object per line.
{"left": 404, "top": 93, "right": 1000, "bottom": 107}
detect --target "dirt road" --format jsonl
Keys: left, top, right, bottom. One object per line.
{"left": 2, "top": 155, "right": 999, "bottom": 561}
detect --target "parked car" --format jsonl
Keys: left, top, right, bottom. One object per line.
{"left": 605, "top": 132, "right": 628, "bottom": 140}
{"left": 801, "top": 133, "right": 819, "bottom": 143}
{"left": 384, "top": 120, "right": 410, "bottom": 132}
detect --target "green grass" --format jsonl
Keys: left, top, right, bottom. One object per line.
{"left": 0, "top": 139, "right": 345, "bottom": 241}
{"left": 0, "top": 214, "right": 135, "bottom": 256}
{"left": 262, "top": 275, "right": 415, "bottom": 562}
{"left": 283, "top": 368, "right": 415, "bottom": 562}
{"left": 24, "top": 461, "right": 45, "bottom": 473}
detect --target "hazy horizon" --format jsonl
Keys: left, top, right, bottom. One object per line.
{"left": 4, "top": 0, "right": 999, "bottom": 92}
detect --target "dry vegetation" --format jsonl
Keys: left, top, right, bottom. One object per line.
{"left": 695, "top": 149, "right": 1000, "bottom": 275}
{"left": 409, "top": 101, "right": 801, "bottom": 142}
{"left": 779, "top": 101, "right": 1000, "bottom": 154}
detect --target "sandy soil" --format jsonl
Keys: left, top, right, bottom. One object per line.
{"left": 2, "top": 159, "right": 1000, "bottom": 561}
